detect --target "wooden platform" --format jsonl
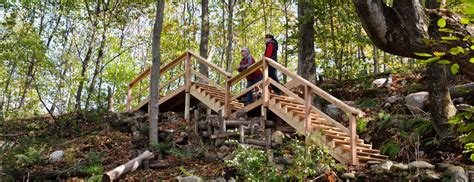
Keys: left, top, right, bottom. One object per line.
{"left": 125, "top": 50, "right": 388, "bottom": 166}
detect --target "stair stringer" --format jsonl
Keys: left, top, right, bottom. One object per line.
{"left": 190, "top": 84, "right": 223, "bottom": 112}
{"left": 268, "top": 97, "right": 351, "bottom": 164}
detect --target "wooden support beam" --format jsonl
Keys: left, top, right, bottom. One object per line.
{"left": 185, "top": 53, "right": 191, "bottom": 121}
{"left": 224, "top": 81, "right": 231, "bottom": 118}
{"left": 349, "top": 114, "right": 359, "bottom": 166}
{"left": 239, "top": 125, "right": 245, "bottom": 143}
{"left": 126, "top": 85, "right": 132, "bottom": 112}
{"left": 304, "top": 85, "right": 312, "bottom": 145}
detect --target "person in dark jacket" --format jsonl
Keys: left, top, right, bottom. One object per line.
{"left": 238, "top": 47, "right": 263, "bottom": 105}
{"left": 264, "top": 34, "right": 282, "bottom": 95}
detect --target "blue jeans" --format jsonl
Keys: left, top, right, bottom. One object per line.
{"left": 247, "top": 75, "right": 263, "bottom": 104}
{"left": 269, "top": 66, "right": 281, "bottom": 95}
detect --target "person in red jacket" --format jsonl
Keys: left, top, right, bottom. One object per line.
{"left": 238, "top": 47, "right": 262, "bottom": 104}
{"left": 264, "top": 34, "right": 281, "bottom": 95}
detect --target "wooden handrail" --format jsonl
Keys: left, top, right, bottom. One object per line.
{"left": 265, "top": 58, "right": 364, "bottom": 117}
{"left": 188, "top": 51, "right": 232, "bottom": 78}
{"left": 231, "top": 80, "right": 263, "bottom": 101}
{"left": 128, "top": 52, "right": 187, "bottom": 88}
{"left": 227, "top": 59, "right": 263, "bottom": 85}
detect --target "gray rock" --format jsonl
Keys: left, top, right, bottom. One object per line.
{"left": 444, "top": 166, "right": 465, "bottom": 177}
{"left": 451, "top": 172, "right": 468, "bottom": 182}
{"left": 405, "top": 91, "right": 429, "bottom": 114}
{"left": 379, "top": 160, "right": 393, "bottom": 170}
{"left": 217, "top": 152, "right": 226, "bottom": 159}
{"left": 219, "top": 145, "right": 229, "bottom": 152}
{"left": 177, "top": 176, "right": 202, "bottom": 182}
{"left": 204, "top": 151, "right": 218, "bottom": 162}
{"left": 408, "top": 160, "right": 435, "bottom": 169}
{"left": 228, "top": 177, "right": 236, "bottom": 182}
{"left": 325, "top": 104, "right": 343, "bottom": 121}
{"left": 391, "top": 163, "right": 408, "bottom": 171}
{"left": 272, "top": 130, "right": 285, "bottom": 145}
{"left": 341, "top": 173, "right": 356, "bottom": 179}
{"left": 235, "top": 110, "right": 248, "bottom": 120}
{"left": 422, "top": 170, "right": 441, "bottom": 180}
{"left": 387, "top": 96, "right": 401, "bottom": 103}
{"left": 436, "top": 163, "right": 455, "bottom": 172}
{"left": 212, "top": 177, "right": 226, "bottom": 182}
{"left": 49, "top": 150, "right": 64, "bottom": 163}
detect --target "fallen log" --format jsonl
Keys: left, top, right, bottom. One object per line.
{"left": 245, "top": 139, "right": 278, "bottom": 148}
{"left": 210, "top": 133, "right": 239, "bottom": 139}
{"left": 103, "top": 150, "right": 154, "bottom": 182}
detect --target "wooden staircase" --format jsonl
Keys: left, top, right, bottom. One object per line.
{"left": 126, "top": 50, "right": 388, "bottom": 166}
{"left": 268, "top": 94, "right": 387, "bottom": 164}
{"left": 191, "top": 82, "right": 244, "bottom": 112}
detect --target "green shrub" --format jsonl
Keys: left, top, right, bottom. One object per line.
{"left": 357, "top": 118, "right": 368, "bottom": 133}
{"left": 14, "top": 145, "right": 46, "bottom": 166}
{"left": 225, "top": 144, "right": 278, "bottom": 181}
{"left": 380, "top": 140, "right": 401, "bottom": 158}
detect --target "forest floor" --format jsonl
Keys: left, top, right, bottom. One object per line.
{"left": 2, "top": 70, "right": 473, "bottom": 181}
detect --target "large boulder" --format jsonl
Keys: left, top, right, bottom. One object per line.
{"left": 272, "top": 130, "right": 285, "bottom": 145}
{"left": 408, "top": 160, "right": 435, "bottom": 169}
{"left": 325, "top": 104, "right": 343, "bottom": 121}
{"left": 405, "top": 92, "right": 429, "bottom": 114}
{"left": 444, "top": 166, "right": 465, "bottom": 177}
{"left": 177, "top": 176, "right": 202, "bottom": 182}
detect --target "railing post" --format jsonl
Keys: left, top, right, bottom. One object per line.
{"left": 261, "top": 58, "right": 269, "bottom": 121}
{"left": 184, "top": 53, "right": 191, "bottom": 122}
{"left": 304, "top": 85, "right": 312, "bottom": 145}
{"left": 225, "top": 80, "right": 231, "bottom": 118}
{"left": 349, "top": 113, "right": 359, "bottom": 166}
{"left": 126, "top": 84, "right": 132, "bottom": 112}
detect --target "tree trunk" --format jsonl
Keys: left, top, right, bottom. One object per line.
{"left": 85, "top": 26, "right": 107, "bottom": 110}
{"left": 75, "top": 30, "right": 97, "bottom": 111}
{"left": 149, "top": 0, "right": 165, "bottom": 146}
{"left": 225, "top": 0, "right": 234, "bottom": 73}
{"left": 283, "top": 0, "right": 290, "bottom": 83}
{"left": 373, "top": 46, "right": 378, "bottom": 75}
{"left": 199, "top": 0, "right": 209, "bottom": 79}
{"left": 297, "top": 0, "right": 316, "bottom": 83}
{"left": 352, "top": 0, "right": 474, "bottom": 80}
{"left": 352, "top": 0, "right": 466, "bottom": 137}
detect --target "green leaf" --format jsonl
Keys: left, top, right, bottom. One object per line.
{"left": 471, "top": 45, "right": 474, "bottom": 50}
{"left": 470, "top": 153, "right": 474, "bottom": 162}
{"left": 437, "top": 18, "right": 447, "bottom": 28}
{"left": 451, "top": 63, "right": 460, "bottom": 75}
{"left": 439, "top": 28, "right": 454, "bottom": 33}
{"left": 461, "top": 18, "right": 470, "bottom": 25}
{"left": 441, "top": 36, "right": 459, "bottom": 41}
{"left": 414, "top": 52, "right": 433, "bottom": 57}
{"left": 437, "top": 60, "right": 451, "bottom": 64}
{"left": 421, "top": 57, "right": 440, "bottom": 64}
{"left": 463, "top": 132, "right": 474, "bottom": 143}
{"left": 470, "top": 58, "right": 474, "bottom": 63}
{"left": 449, "top": 46, "right": 465, "bottom": 55}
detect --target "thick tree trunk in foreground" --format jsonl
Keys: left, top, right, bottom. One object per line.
{"left": 352, "top": 0, "right": 468, "bottom": 137}
{"left": 199, "top": 0, "right": 209, "bottom": 78}
{"left": 149, "top": 0, "right": 165, "bottom": 145}
{"left": 297, "top": 0, "right": 316, "bottom": 83}
{"left": 352, "top": 0, "right": 474, "bottom": 80}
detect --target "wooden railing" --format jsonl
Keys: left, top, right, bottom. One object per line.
{"left": 224, "top": 57, "right": 364, "bottom": 165}
{"left": 126, "top": 50, "right": 231, "bottom": 116}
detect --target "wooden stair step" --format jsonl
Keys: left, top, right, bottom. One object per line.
{"left": 332, "top": 139, "right": 372, "bottom": 148}
{"left": 339, "top": 145, "right": 380, "bottom": 154}
{"left": 325, "top": 133, "right": 363, "bottom": 143}
{"left": 320, "top": 129, "right": 351, "bottom": 137}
